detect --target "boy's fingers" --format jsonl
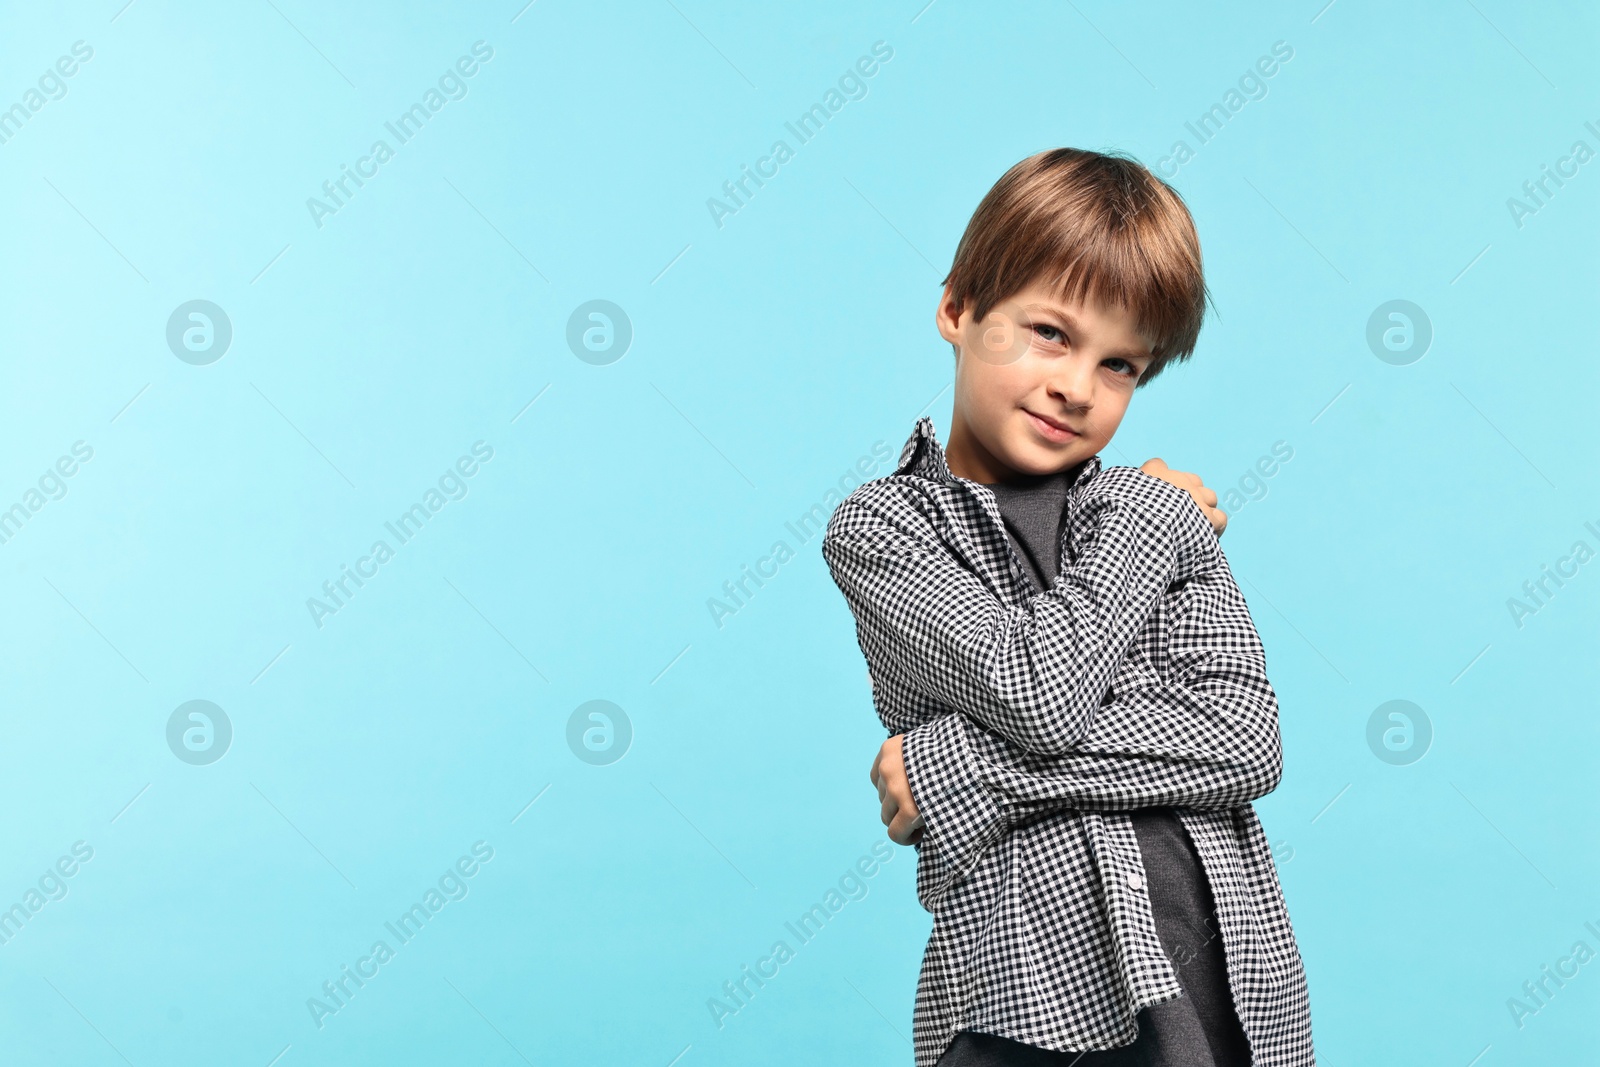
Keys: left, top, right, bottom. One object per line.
{"left": 892, "top": 807, "right": 925, "bottom": 846}
{"left": 889, "top": 809, "right": 916, "bottom": 845}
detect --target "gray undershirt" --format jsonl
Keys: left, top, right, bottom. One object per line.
{"left": 951, "top": 466, "right": 1251, "bottom": 1067}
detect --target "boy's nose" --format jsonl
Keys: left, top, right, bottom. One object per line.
{"left": 1046, "top": 358, "right": 1096, "bottom": 410}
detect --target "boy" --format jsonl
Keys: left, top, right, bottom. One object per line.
{"left": 821, "top": 148, "right": 1315, "bottom": 1066}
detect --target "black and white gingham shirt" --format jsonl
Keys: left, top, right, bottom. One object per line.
{"left": 822, "top": 416, "right": 1315, "bottom": 1067}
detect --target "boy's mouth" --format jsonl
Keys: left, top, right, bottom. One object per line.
{"left": 1023, "top": 408, "right": 1078, "bottom": 443}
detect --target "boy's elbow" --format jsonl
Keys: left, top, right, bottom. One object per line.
{"left": 1243, "top": 718, "right": 1284, "bottom": 798}
{"left": 1229, "top": 669, "right": 1283, "bottom": 798}
{"left": 1250, "top": 744, "right": 1283, "bottom": 798}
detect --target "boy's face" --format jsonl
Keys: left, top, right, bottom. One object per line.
{"left": 937, "top": 279, "right": 1154, "bottom": 484}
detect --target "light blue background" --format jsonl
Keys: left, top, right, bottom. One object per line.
{"left": 1, "top": 1, "right": 1596, "bottom": 1064}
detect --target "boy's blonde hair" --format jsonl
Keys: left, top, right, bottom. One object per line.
{"left": 942, "top": 147, "right": 1211, "bottom": 387}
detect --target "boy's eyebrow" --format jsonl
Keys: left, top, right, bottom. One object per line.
{"left": 1027, "top": 303, "right": 1154, "bottom": 361}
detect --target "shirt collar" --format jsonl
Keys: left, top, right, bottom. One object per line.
{"left": 893, "top": 414, "right": 1103, "bottom": 488}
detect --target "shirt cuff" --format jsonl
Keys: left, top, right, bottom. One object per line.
{"left": 901, "top": 713, "right": 1007, "bottom": 895}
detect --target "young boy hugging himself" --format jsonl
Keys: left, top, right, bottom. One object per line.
{"left": 822, "top": 148, "right": 1315, "bottom": 1067}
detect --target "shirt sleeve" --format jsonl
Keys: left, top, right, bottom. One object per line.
{"left": 821, "top": 465, "right": 1220, "bottom": 757}
{"left": 898, "top": 546, "right": 1283, "bottom": 888}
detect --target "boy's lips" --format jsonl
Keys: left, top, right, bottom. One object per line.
{"left": 1023, "top": 408, "right": 1079, "bottom": 442}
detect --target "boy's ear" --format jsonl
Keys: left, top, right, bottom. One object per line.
{"left": 935, "top": 284, "right": 963, "bottom": 347}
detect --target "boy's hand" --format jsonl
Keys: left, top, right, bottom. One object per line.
{"left": 871, "top": 735, "right": 926, "bottom": 846}
{"left": 1140, "top": 457, "right": 1227, "bottom": 536}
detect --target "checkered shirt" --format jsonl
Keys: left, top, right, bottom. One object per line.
{"left": 821, "top": 416, "right": 1315, "bottom": 1067}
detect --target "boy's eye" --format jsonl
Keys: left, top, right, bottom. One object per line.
{"left": 1027, "top": 322, "right": 1142, "bottom": 378}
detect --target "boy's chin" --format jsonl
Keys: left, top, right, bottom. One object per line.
{"left": 1004, "top": 439, "right": 1089, "bottom": 475}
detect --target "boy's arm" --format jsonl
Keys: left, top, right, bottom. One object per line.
{"left": 895, "top": 548, "right": 1282, "bottom": 885}
{"left": 821, "top": 465, "right": 1219, "bottom": 757}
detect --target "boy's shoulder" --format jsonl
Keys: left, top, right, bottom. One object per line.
{"left": 825, "top": 469, "right": 936, "bottom": 547}
{"left": 824, "top": 417, "right": 936, "bottom": 534}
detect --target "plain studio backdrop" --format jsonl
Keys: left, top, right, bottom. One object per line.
{"left": 0, "top": 1, "right": 1595, "bottom": 1064}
